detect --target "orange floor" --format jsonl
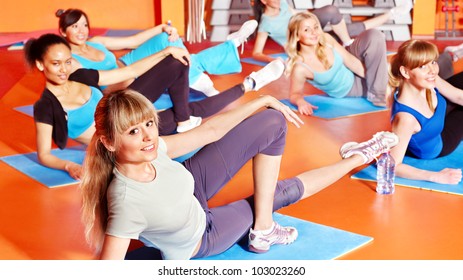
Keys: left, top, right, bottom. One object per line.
{"left": 0, "top": 38, "right": 462, "bottom": 260}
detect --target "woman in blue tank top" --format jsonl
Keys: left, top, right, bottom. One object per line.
{"left": 389, "top": 40, "right": 463, "bottom": 185}
{"left": 56, "top": 9, "right": 255, "bottom": 97}
{"left": 285, "top": 12, "right": 389, "bottom": 115}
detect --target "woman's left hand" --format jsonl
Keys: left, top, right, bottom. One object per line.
{"left": 261, "top": 95, "right": 304, "bottom": 128}
{"left": 165, "top": 46, "right": 190, "bottom": 65}
{"left": 163, "top": 25, "right": 180, "bottom": 42}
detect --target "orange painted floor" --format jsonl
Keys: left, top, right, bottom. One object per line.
{"left": 0, "top": 38, "right": 462, "bottom": 260}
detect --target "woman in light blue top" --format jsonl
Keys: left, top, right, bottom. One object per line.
{"left": 286, "top": 12, "right": 389, "bottom": 115}
{"left": 252, "top": 0, "right": 408, "bottom": 64}
{"left": 57, "top": 8, "right": 255, "bottom": 96}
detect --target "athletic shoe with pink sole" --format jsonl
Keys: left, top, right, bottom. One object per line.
{"left": 339, "top": 131, "right": 399, "bottom": 164}
{"left": 248, "top": 222, "right": 298, "bottom": 253}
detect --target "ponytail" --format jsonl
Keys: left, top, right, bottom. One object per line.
{"left": 80, "top": 135, "right": 115, "bottom": 253}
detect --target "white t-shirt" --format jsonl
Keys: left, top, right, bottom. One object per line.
{"left": 106, "top": 137, "right": 206, "bottom": 260}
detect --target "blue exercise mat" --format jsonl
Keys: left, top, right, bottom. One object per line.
{"left": 0, "top": 146, "right": 86, "bottom": 188}
{"left": 280, "top": 94, "right": 387, "bottom": 119}
{"left": 14, "top": 104, "right": 33, "bottom": 117}
{"left": 352, "top": 142, "right": 463, "bottom": 196}
{"left": 1, "top": 145, "right": 199, "bottom": 188}
{"left": 15, "top": 91, "right": 208, "bottom": 118}
{"left": 125, "top": 212, "right": 373, "bottom": 260}
{"left": 241, "top": 53, "right": 288, "bottom": 67}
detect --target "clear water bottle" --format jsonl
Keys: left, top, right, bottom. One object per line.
{"left": 376, "top": 151, "right": 395, "bottom": 194}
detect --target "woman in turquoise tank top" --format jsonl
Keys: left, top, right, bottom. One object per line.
{"left": 251, "top": 0, "right": 410, "bottom": 64}
{"left": 388, "top": 40, "right": 463, "bottom": 185}
{"left": 24, "top": 34, "right": 286, "bottom": 181}
{"left": 286, "top": 12, "right": 389, "bottom": 115}
{"left": 24, "top": 34, "right": 201, "bottom": 179}
{"left": 56, "top": 9, "right": 255, "bottom": 97}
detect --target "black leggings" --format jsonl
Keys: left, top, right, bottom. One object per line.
{"left": 128, "top": 55, "right": 191, "bottom": 123}
{"left": 128, "top": 55, "right": 245, "bottom": 135}
{"left": 439, "top": 100, "right": 463, "bottom": 156}
{"left": 438, "top": 60, "right": 463, "bottom": 156}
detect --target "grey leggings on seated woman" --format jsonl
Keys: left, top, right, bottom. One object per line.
{"left": 187, "top": 109, "right": 304, "bottom": 258}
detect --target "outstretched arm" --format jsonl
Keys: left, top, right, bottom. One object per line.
{"left": 35, "top": 122, "right": 82, "bottom": 180}
{"left": 97, "top": 46, "right": 190, "bottom": 86}
{"left": 252, "top": 32, "right": 279, "bottom": 63}
{"left": 90, "top": 23, "right": 179, "bottom": 50}
{"left": 163, "top": 95, "right": 303, "bottom": 159}
{"left": 436, "top": 75, "right": 463, "bottom": 106}
{"left": 289, "top": 63, "right": 318, "bottom": 115}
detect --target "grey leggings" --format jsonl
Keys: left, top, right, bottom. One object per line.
{"left": 183, "top": 109, "right": 304, "bottom": 258}
{"left": 312, "top": 5, "right": 366, "bottom": 38}
{"left": 346, "top": 29, "right": 388, "bottom": 104}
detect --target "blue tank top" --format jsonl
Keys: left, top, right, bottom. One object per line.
{"left": 391, "top": 89, "right": 446, "bottom": 159}
{"left": 258, "top": 0, "right": 292, "bottom": 47}
{"left": 298, "top": 48, "right": 354, "bottom": 98}
{"left": 66, "top": 86, "right": 103, "bottom": 139}
{"left": 72, "top": 41, "right": 118, "bottom": 71}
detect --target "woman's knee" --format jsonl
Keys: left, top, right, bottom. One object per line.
{"left": 358, "top": 29, "right": 386, "bottom": 55}
{"left": 313, "top": 5, "right": 343, "bottom": 26}
{"left": 162, "top": 55, "right": 189, "bottom": 76}
{"left": 254, "top": 109, "right": 288, "bottom": 155}
{"left": 258, "top": 109, "right": 287, "bottom": 133}
{"left": 363, "top": 29, "right": 385, "bottom": 46}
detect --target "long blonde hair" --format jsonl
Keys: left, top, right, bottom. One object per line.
{"left": 389, "top": 40, "right": 439, "bottom": 112}
{"left": 286, "top": 12, "right": 330, "bottom": 74}
{"left": 80, "top": 89, "right": 158, "bottom": 253}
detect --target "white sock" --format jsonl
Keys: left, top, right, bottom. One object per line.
{"left": 232, "top": 38, "right": 241, "bottom": 47}
{"left": 257, "top": 222, "right": 275, "bottom": 235}
{"left": 343, "top": 39, "right": 354, "bottom": 47}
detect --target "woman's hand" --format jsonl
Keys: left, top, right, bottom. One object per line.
{"left": 65, "top": 161, "right": 83, "bottom": 180}
{"left": 165, "top": 46, "right": 190, "bottom": 66}
{"left": 432, "top": 168, "right": 462, "bottom": 184}
{"left": 295, "top": 98, "right": 318, "bottom": 116}
{"left": 162, "top": 25, "right": 180, "bottom": 42}
{"left": 260, "top": 95, "right": 304, "bottom": 128}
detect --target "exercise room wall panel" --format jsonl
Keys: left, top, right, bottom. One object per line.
{"left": 0, "top": 0, "right": 155, "bottom": 32}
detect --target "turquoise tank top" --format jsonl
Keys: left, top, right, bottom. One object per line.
{"left": 72, "top": 41, "right": 118, "bottom": 71}
{"left": 298, "top": 48, "right": 354, "bottom": 98}
{"left": 258, "top": 0, "right": 292, "bottom": 47}
{"left": 66, "top": 86, "right": 103, "bottom": 139}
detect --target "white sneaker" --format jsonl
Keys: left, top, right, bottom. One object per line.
{"left": 339, "top": 131, "right": 399, "bottom": 164}
{"left": 190, "top": 73, "right": 220, "bottom": 97}
{"left": 226, "top": 19, "right": 258, "bottom": 54}
{"left": 248, "top": 222, "right": 298, "bottom": 254}
{"left": 246, "top": 60, "right": 285, "bottom": 91}
{"left": 445, "top": 43, "right": 463, "bottom": 62}
{"left": 390, "top": 2, "right": 413, "bottom": 21}
{"left": 176, "top": 116, "right": 202, "bottom": 133}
